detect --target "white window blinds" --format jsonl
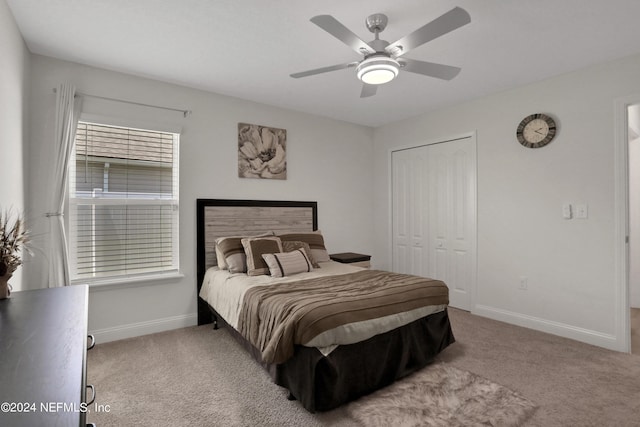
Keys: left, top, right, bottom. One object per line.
{"left": 69, "top": 121, "right": 179, "bottom": 281}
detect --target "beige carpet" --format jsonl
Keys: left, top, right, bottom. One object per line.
{"left": 86, "top": 308, "right": 640, "bottom": 426}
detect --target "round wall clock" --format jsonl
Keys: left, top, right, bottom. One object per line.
{"left": 516, "top": 113, "right": 557, "bottom": 148}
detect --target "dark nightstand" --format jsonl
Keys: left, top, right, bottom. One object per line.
{"left": 330, "top": 252, "right": 371, "bottom": 269}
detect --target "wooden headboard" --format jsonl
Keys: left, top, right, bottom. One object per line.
{"left": 196, "top": 199, "right": 318, "bottom": 325}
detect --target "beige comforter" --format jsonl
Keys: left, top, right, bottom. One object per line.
{"left": 237, "top": 269, "right": 449, "bottom": 364}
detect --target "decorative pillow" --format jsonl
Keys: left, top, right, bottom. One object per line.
{"left": 278, "top": 231, "right": 330, "bottom": 262}
{"left": 215, "top": 237, "right": 246, "bottom": 273}
{"left": 242, "top": 236, "right": 283, "bottom": 276}
{"left": 282, "top": 240, "right": 320, "bottom": 268}
{"left": 262, "top": 249, "right": 314, "bottom": 278}
{"left": 215, "top": 232, "right": 273, "bottom": 272}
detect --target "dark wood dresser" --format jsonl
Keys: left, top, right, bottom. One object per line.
{"left": 0, "top": 285, "right": 94, "bottom": 426}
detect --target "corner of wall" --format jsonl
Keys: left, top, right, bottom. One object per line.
{"left": 0, "top": 0, "right": 30, "bottom": 292}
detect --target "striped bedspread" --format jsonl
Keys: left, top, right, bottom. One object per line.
{"left": 237, "top": 269, "right": 449, "bottom": 364}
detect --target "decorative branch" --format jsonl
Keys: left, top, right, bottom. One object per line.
{"left": 0, "top": 208, "right": 30, "bottom": 275}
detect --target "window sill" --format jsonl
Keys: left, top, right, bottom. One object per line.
{"left": 72, "top": 271, "right": 185, "bottom": 292}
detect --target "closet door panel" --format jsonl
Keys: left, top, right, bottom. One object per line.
{"left": 392, "top": 147, "right": 428, "bottom": 276}
{"left": 392, "top": 137, "right": 475, "bottom": 311}
{"left": 427, "top": 139, "right": 474, "bottom": 310}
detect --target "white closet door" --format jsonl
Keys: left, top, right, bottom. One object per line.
{"left": 391, "top": 136, "right": 476, "bottom": 311}
{"left": 391, "top": 146, "right": 428, "bottom": 276}
{"left": 427, "top": 138, "right": 476, "bottom": 310}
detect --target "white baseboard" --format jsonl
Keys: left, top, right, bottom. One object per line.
{"left": 89, "top": 313, "right": 198, "bottom": 344}
{"left": 473, "top": 304, "right": 624, "bottom": 352}
{"left": 90, "top": 306, "right": 625, "bottom": 351}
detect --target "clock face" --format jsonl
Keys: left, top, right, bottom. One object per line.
{"left": 516, "top": 113, "right": 557, "bottom": 148}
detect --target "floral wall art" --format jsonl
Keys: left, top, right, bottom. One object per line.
{"left": 238, "top": 123, "right": 287, "bottom": 179}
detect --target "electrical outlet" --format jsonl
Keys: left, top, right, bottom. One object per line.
{"left": 575, "top": 204, "right": 588, "bottom": 219}
{"left": 519, "top": 276, "right": 528, "bottom": 290}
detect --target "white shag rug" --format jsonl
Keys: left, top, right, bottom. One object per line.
{"left": 346, "top": 364, "right": 537, "bottom": 427}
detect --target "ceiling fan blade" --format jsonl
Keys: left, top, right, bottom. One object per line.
{"left": 360, "top": 83, "right": 377, "bottom": 98}
{"left": 311, "top": 15, "right": 376, "bottom": 55}
{"left": 399, "top": 58, "right": 461, "bottom": 80}
{"left": 385, "top": 7, "right": 470, "bottom": 57}
{"left": 290, "top": 61, "right": 358, "bottom": 78}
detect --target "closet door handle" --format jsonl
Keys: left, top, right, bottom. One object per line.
{"left": 86, "top": 384, "right": 96, "bottom": 406}
{"left": 87, "top": 334, "right": 95, "bottom": 350}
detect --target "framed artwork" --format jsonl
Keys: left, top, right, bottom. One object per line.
{"left": 238, "top": 123, "right": 287, "bottom": 179}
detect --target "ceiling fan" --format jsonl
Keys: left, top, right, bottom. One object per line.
{"left": 290, "top": 7, "right": 471, "bottom": 98}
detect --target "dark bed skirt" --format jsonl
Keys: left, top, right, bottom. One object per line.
{"left": 209, "top": 306, "right": 455, "bottom": 412}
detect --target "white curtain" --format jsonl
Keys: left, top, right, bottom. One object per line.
{"left": 47, "top": 83, "right": 82, "bottom": 287}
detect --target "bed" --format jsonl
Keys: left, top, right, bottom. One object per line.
{"left": 196, "top": 199, "right": 455, "bottom": 412}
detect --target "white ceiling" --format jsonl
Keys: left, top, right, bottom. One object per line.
{"left": 7, "top": 0, "right": 640, "bottom": 127}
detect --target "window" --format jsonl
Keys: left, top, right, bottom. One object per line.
{"left": 68, "top": 121, "right": 179, "bottom": 282}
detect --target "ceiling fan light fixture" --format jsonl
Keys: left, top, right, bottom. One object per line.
{"left": 356, "top": 56, "right": 400, "bottom": 85}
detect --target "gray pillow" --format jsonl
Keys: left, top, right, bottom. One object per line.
{"left": 278, "top": 231, "right": 330, "bottom": 262}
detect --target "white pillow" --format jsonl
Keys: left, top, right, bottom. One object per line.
{"left": 262, "top": 249, "right": 314, "bottom": 278}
